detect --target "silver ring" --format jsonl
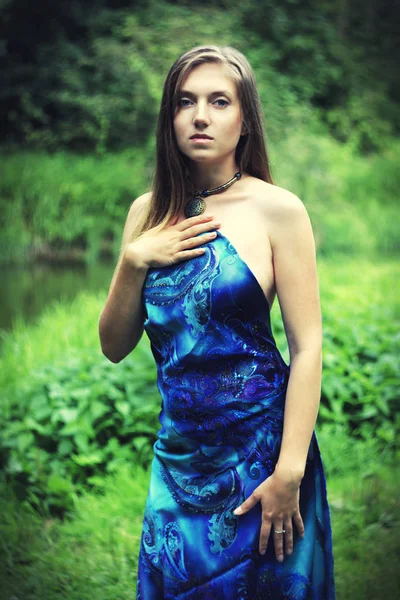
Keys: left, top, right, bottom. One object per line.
{"left": 274, "top": 529, "right": 286, "bottom": 534}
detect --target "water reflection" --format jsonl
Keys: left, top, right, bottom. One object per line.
{"left": 0, "top": 261, "right": 114, "bottom": 332}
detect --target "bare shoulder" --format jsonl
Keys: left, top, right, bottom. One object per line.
{"left": 119, "top": 191, "right": 153, "bottom": 247}
{"left": 127, "top": 190, "right": 153, "bottom": 221}
{"left": 250, "top": 179, "right": 306, "bottom": 218}
{"left": 249, "top": 180, "right": 311, "bottom": 245}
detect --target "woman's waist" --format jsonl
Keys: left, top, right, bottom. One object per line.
{"left": 154, "top": 389, "right": 286, "bottom": 454}
{"left": 157, "top": 355, "right": 289, "bottom": 404}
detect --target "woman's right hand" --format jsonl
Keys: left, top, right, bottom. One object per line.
{"left": 124, "top": 213, "right": 221, "bottom": 270}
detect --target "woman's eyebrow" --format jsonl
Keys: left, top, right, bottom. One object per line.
{"left": 178, "top": 90, "right": 232, "bottom": 99}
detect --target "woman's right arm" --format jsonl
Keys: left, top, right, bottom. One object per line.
{"left": 98, "top": 192, "right": 150, "bottom": 363}
{"left": 99, "top": 198, "right": 221, "bottom": 362}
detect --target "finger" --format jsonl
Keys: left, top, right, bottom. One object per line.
{"left": 233, "top": 492, "right": 259, "bottom": 516}
{"left": 259, "top": 518, "right": 272, "bottom": 555}
{"left": 175, "top": 231, "right": 217, "bottom": 257}
{"left": 176, "top": 213, "right": 214, "bottom": 231}
{"left": 284, "top": 517, "right": 294, "bottom": 556}
{"left": 293, "top": 509, "right": 305, "bottom": 538}
{"left": 273, "top": 523, "right": 285, "bottom": 562}
{"left": 174, "top": 247, "right": 206, "bottom": 263}
{"left": 179, "top": 222, "right": 220, "bottom": 244}
{"left": 181, "top": 230, "right": 218, "bottom": 247}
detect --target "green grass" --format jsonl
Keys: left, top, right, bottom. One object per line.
{"left": 317, "top": 426, "right": 400, "bottom": 599}
{"left": 0, "top": 292, "right": 105, "bottom": 392}
{"left": 0, "top": 464, "right": 149, "bottom": 600}
{"left": 329, "top": 465, "right": 399, "bottom": 600}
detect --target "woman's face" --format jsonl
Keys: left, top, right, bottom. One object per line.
{"left": 173, "top": 62, "right": 245, "bottom": 166}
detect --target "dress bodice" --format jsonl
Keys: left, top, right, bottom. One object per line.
{"left": 141, "top": 230, "right": 290, "bottom": 460}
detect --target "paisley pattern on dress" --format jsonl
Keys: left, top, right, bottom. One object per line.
{"left": 136, "top": 230, "right": 335, "bottom": 599}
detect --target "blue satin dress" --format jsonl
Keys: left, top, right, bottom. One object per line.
{"left": 136, "top": 230, "right": 335, "bottom": 599}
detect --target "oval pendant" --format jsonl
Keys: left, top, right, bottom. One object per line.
{"left": 184, "top": 196, "right": 206, "bottom": 218}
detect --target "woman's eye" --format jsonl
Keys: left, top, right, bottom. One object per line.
{"left": 178, "top": 98, "right": 229, "bottom": 108}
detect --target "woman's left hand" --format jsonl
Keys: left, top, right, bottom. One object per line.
{"left": 233, "top": 469, "right": 305, "bottom": 562}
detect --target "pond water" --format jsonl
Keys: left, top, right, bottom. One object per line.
{"left": 0, "top": 261, "right": 114, "bottom": 333}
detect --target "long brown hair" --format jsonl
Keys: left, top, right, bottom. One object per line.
{"left": 128, "top": 45, "right": 274, "bottom": 244}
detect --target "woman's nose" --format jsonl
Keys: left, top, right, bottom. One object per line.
{"left": 193, "top": 101, "right": 210, "bottom": 124}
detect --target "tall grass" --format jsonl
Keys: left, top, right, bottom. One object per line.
{"left": 0, "top": 464, "right": 149, "bottom": 600}
{"left": 0, "top": 292, "right": 106, "bottom": 395}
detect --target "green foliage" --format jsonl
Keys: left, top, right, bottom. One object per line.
{"left": 1, "top": 2, "right": 159, "bottom": 152}
{"left": 237, "top": 0, "right": 400, "bottom": 152}
{"left": 271, "top": 135, "right": 400, "bottom": 256}
{"left": 0, "top": 291, "right": 160, "bottom": 513}
{"left": 316, "top": 258, "right": 400, "bottom": 445}
{"left": 271, "top": 255, "right": 399, "bottom": 447}
{"left": 317, "top": 426, "right": 400, "bottom": 599}
{"left": 1, "top": 2, "right": 399, "bottom": 264}
{"left": 320, "top": 321, "right": 399, "bottom": 445}
{"left": 0, "top": 1, "right": 248, "bottom": 152}
{"left": 0, "top": 292, "right": 110, "bottom": 392}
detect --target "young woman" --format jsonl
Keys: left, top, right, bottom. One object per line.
{"left": 99, "top": 45, "right": 336, "bottom": 599}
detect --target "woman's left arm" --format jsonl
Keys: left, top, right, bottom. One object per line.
{"left": 233, "top": 190, "right": 323, "bottom": 560}
{"left": 271, "top": 190, "right": 323, "bottom": 481}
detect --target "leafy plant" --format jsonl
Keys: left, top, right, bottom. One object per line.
{"left": 0, "top": 346, "right": 159, "bottom": 514}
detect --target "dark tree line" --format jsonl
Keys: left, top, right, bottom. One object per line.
{"left": 0, "top": 0, "right": 398, "bottom": 152}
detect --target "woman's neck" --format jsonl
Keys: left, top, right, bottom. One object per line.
{"left": 188, "top": 162, "right": 241, "bottom": 191}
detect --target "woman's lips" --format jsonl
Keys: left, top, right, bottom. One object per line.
{"left": 190, "top": 137, "right": 213, "bottom": 143}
